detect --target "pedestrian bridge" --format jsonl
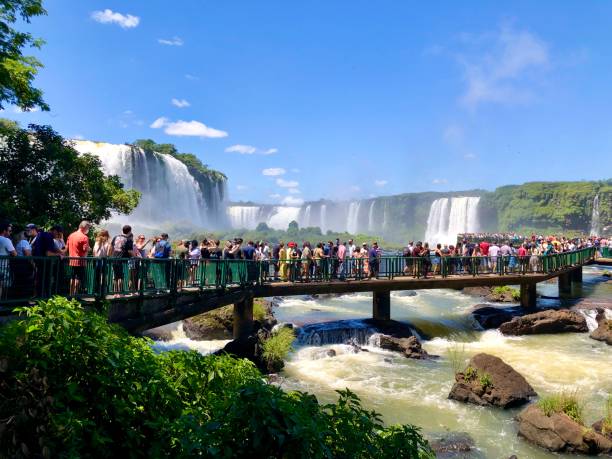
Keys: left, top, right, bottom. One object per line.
{"left": 0, "top": 248, "right": 597, "bottom": 338}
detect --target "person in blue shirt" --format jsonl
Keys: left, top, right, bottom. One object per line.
{"left": 368, "top": 242, "right": 380, "bottom": 278}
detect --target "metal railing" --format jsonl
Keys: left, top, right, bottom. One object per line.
{"left": 0, "top": 247, "right": 595, "bottom": 305}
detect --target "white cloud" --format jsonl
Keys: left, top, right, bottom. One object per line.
{"left": 171, "top": 98, "right": 190, "bottom": 108}
{"left": 457, "top": 25, "right": 549, "bottom": 109}
{"left": 288, "top": 188, "right": 301, "bottom": 194}
{"left": 269, "top": 193, "right": 282, "bottom": 199}
{"left": 263, "top": 148, "right": 278, "bottom": 155}
{"left": 464, "top": 153, "right": 477, "bottom": 159}
{"left": 262, "top": 167, "right": 286, "bottom": 176}
{"left": 225, "top": 144, "right": 256, "bottom": 154}
{"left": 72, "top": 134, "right": 85, "bottom": 140}
{"left": 276, "top": 178, "right": 299, "bottom": 188}
{"left": 150, "top": 117, "right": 228, "bottom": 138}
{"left": 432, "top": 178, "right": 448, "bottom": 184}
{"left": 282, "top": 196, "right": 304, "bottom": 206}
{"left": 374, "top": 180, "right": 388, "bottom": 187}
{"left": 158, "top": 36, "right": 183, "bottom": 46}
{"left": 13, "top": 106, "right": 40, "bottom": 113}
{"left": 236, "top": 185, "right": 248, "bottom": 191}
{"left": 350, "top": 185, "right": 361, "bottom": 192}
{"left": 91, "top": 9, "right": 139, "bottom": 29}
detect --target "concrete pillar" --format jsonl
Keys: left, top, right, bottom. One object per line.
{"left": 558, "top": 273, "right": 572, "bottom": 295}
{"left": 520, "top": 283, "right": 537, "bottom": 309}
{"left": 571, "top": 266, "right": 583, "bottom": 283}
{"left": 373, "top": 291, "right": 391, "bottom": 321}
{"left": 233, "top": 297, "right": 253, "bottom": 339}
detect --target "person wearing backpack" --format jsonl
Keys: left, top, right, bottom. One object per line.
{"left": 154, "top": 233, "right": 172, "bottom": 259}
{"left": 110, "top": 225, "right": 135, "bottom": 292}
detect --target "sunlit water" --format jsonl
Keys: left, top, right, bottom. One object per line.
{"left": 153, "top": 266, "right": 611, "bottom": 458}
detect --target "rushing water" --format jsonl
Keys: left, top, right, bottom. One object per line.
{"left": 425, "top": 197, "right": 481, "bottom": 246}
{"left": 590, "top": 194, "right": 601, "bottom": 236}
{"left": 272, "top": 265, "right": 612, "bottom": 458}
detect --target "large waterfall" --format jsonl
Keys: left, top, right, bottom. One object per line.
{"left": 590, "top": 194, "right": 601, "bottom": 236}
{"left": 424, "top": 197, "right": 480, "bottom": 245}
{"left": 73, "top": 140, "right": 227, "bottom": 230}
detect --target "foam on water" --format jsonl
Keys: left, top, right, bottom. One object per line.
{"left": 150, "top": 322, "right": 230, "bottom": 355}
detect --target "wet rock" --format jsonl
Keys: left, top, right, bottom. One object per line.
{"left": 377, "top": 334, "right": 431, "bottom": 359}
{"left": 499, "top": 309, "right": 587, "bottom": 336}
{"left": 448, "top": 353, "right": 536, "bottom": 408}
{"left": 517, "top": 404, "right": 612, "bottom": 454}
{"left": 590, "top": 308, "right": 612, "bottom": 345}
{"left": 470, "top": 305, "right": 524, "bottom": 330}
{"left": 462, "top": 286, "right": 493, "bottom": 297}
{"left": 592, "top": 419, "right": 612, "bottom": 441}
{"left": 395, "top": 290, "right": 417, "bottom": 297}
{"left": 429, "top": 431, "right": 484, "bottom": 458}
{"left": 326, "top": 349, "right": 337, "bottom": 358}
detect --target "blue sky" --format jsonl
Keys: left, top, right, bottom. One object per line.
{"left": 7, "top": 1, "right": 612, "bottom": 205}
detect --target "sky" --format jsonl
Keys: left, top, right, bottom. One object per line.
{"left": 6, "top": 0, "right": 612, "bottom": 205}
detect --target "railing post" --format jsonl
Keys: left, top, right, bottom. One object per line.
{"left": 373, "top": 290, "right": 391, "bottom": 321}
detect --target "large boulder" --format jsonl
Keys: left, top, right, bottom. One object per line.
{"left": 590, "top": 309, "right": 612, "bottom": 345}
{"left": 592, "top": 418, "right": 612, "bottom": 441}
{"left": 470, "top": 305, "right": 524, "bottom": 330}
{"left": 499, "top": 309, "right": 587, "bottom": 336}
{"left": 448, "top": 353, "right": 536, "bottom": 408}
{"left": 428, "top": 432, "right": 485, "bottom": 459}
{"left": 517, "top": 404, "right": 612, "bottom": 454}
{"left": 376, "top": 334, "right": 431, "bottom": 359}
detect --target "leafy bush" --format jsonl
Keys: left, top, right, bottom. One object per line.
{"left": 253, "top": 299, "right": 267, "bottom": 322}
{"left": 0, "top": 297, "right": 433, "bottom": 458}
{"left": 262, "top": 326, "right": 296, "bottom": 364}
{"left": 491, "top": 286, "right": 520, "bottom": 301}
{"left": 464, "top": 366, "right": 477, "bottom": 381}
{"left": 537, "top": 391, "right": 584, "bottom": 424}
{"left": 479, "top": 372, "right": 492, "bottom": 389}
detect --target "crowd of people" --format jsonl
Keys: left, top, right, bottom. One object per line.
{"left": 0, "top": 218, "right": 609, "bottom": 299}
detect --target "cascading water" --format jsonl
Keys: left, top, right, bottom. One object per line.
{"left": 346, "top": 201, "right": 362, "bottom": 234}
{"left": 590, "top": 194, "right": 601, "bottom": 236}
{"left": 425, "top": 197, "right": 480, "bottom": 245}
{"left": 320, "top": 204, "right": 328, "bottom": 234}
{"left": 73, "top": 140, "right": 226, "bottom": 229}
{"left": 268, "top": 207, "right": 301, "bottom": 230}
{"left": 226, "top": 206, "right": 262, "bottom": 229}
{"left": 367, "top": 201, "right": 376, "bottom": 232}
{"left": 302, "top": 205, "right": 312, "bottom": 227}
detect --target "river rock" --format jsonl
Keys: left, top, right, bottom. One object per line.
{"left": 377, "top": 334, "right": 430, "bottom": 359}
{"left": 471, "top": 305, "right": 524, "bottom": 330}
{"left": 395, "top": 290, "right": 417, "bottom": 297}
{"left": 592, "top": 419, "right": 612, "bottom": 441}
{"left": 517, "top": 404, "right": 612, "bottom": 454}
{"left": 448, "top": 353, "right": 536, "bottom": 408}
{"left": 499, "top": 309, "right": 587, "bottom": 336}
{"left": 590, "top": 309, "right": 612, "bottom": 345}
{"left": 428, "top": 432, "right": 485, "bottom": 459}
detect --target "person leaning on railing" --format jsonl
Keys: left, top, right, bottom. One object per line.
{"left": 0, "top": 222, "right": 17, "bottom": 299}
{"left": 66, "top": 220, "right": 91, "bottom": 296}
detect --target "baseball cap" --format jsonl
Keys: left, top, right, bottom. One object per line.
{"left": 25, "top": 223, "right": 37, "bottom": 230}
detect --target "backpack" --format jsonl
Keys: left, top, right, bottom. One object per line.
{"left": 112, "top": 235, "right": 128, "bottom": 257}
{"left": 154, "top": 241, "right": 171, "bottom": 258}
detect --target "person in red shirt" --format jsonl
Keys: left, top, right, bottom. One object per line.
{"left": 66, "top": 220, "right": 91, "bottom": 295}
{"left": 479, "top": 241, "right": 490, "bottom": 271}
{"left": 517, "top": 243, "right": 528, "bottom": 273}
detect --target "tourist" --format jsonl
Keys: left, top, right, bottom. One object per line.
{"left": 420, "top": 242, "right": 431, "bottom": 278}
{"left": 110, "top": 225, "right": 135, "bottom": 291}
{"left": 488, "top": 241, "right": 500, "bottom": 273}
{"left": 29, "top": 223, "right": 62, "bottom": 297}
{"left": 518, "top": 243, "right": 528, "bottom": 273}
{"left": 154, "top": 233, "right": 172, "bottom": 259}
{"left": 242, "top": 240, "right": 256, "bottom": 260}
{"left": 368, "top": 242, "right": 380, "bottom": 279}
{"left": 134, "top": 235, "right": 151, "bottom": 258}
{"left": 313, "top": 242, "right": 325, "bottom": 279}
{"left": 337, "top": 241, "right": 346, "bottom": 280}
{"left": 51, "top": 225, "right": 66, "bottom": 256}
{"left": 93, "top": 230, "right": 111, "bottom": 257}
{"left": 175, "top": 240, "right": 189, "bottom": 260}
{"left": 480, "top": 239, "right": 490, "bottom": 270}
{"left": 301, "top": 242, "right": 312, "bottom": 282}
{"left": 30, "top": 224, "right": 60, "bottom": 258}
{"left": 347, "top": 239, "right": 356, "bottom": 258}
{"left": 13, "top": 230, "right": 32, "bottom": 256}
{"left": 432, "top": 243, "right": 442, "bottom": 275}
{"left": 66, "top": 220, "right": 91, "bottom": 295}
{"left": 0, "top": 222, "right": 17, "bottom": 298}
{"left": 272, "top": 241, "right": 283, "bottom": 280}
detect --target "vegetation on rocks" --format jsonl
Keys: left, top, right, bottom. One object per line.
{"left": 0, "top": 297, "right": 433, "bottom": 458}
{"left": 491, "top": 286, "right": 521, "bottom": 302}
{"left": 537, "top": 391, "right": 584, "bottom": 424}
{"left": 262, "top": 327, "right": 296, "bottom": 366}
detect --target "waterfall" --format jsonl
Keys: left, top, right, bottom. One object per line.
{"left": 346, "top": 201, "right": 362, "bottom": 234}
{"left": 73, "top": 140, "right": 225, "bottom": 229}
{"left": 320, "top": 204, "right": 328, "bottom": 234}
{"left": 590, "top": 194, "right": 601, "bottom": 236}
{"left": 302, "top": 205, "right": 312, "bottom": 227}
{"left": 425, "top": 197, "right": 480, "bottom": 245}
{"left": 226, "top": 206, "right": 262, "bottom": 229}
{"left": 367, "top": 201, "right": 376, "bottom": 232}
{"left": 268, "top": 207, "right": 301, "bottom": 230}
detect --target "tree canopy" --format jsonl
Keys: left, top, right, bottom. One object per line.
{"left": 0, "top": 0, "right": 49, "bottom": 111}
{"left": 0, "top": 122, "right": 140, "bottom": 230}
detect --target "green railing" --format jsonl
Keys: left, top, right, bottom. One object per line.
{"left": 601, "top": 246, "right": 611, "bottom": 258}
{"left": 0, "top": 247, "right": 595, "bottom": 305}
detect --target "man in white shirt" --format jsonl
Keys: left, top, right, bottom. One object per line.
{"left": 488, "top": 243, "right": 500, "bottom": 273}
{"left": 0, "top": 222, "right": 17, "bottom": 298}
{"left": 347, "top": 239, "right": 356, "bottom": 258}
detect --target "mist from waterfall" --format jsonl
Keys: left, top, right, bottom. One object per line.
{"left": 74, "top": 140, "right": 226, "bottom": 230}
{"left": 424, "top": 197, "right": 480, "bottom": 245}
{"left": 590, "top": 194, "right": 601, "bottom": 236}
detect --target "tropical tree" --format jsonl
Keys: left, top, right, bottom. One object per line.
{"left": 0, "top": 0, "right": 49, "bottom": 111}
{"left": 0, "top": 122, "right": 140, "bottom": 230}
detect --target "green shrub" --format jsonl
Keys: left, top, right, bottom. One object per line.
{"left": 479, "top": 372, "right": 493, "bottom": 389}
{"left": 262, "top": 326, "right": 295, "bottom": 364}
{"left": 537, "top": 391, "right": 584, "bottom": 424}
{"left": 603, "top": 395, "right": 612, "bottom": 435}
{"left": 464, "top": 366, "right": 477, "bottom": 381}
{"left": 0, "top": 297, "right": 434, "bottom": 458}
{"left": 253, "top": 299, "right": 267, "bottom": 322}
{"left": 492, "top": 286, "right": 520, "bottom": 300}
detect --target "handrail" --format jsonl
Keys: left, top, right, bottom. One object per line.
{"left": 0, "top": 247, "right": 596, "bottom": 305}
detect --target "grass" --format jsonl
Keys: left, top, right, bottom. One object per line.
{"left": 479, "top": 372, "right": 492, "bottom": 389}
{"left": 492, "top": 286, "right": 521, "bottom": 301}
{"left": 464, "top": 366, "right": 477, "bottom": 381}
{"left": 537, "top": 391, "right": 585, "bottom": 424}
{"left": 603, "top": 395, "right": 612, "bottom": 435}
{"left": 262, "top": 327, "right": 295, "bottom": 364}
{"left": 446, "top": 343, "right": 467, "bottom": 376}
{"left": 253, "top": 299, "right": 267, "bottom": 322}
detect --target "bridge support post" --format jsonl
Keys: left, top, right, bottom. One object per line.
{"left": 558, "top": 272, "right": 572, "bottom": 296}
{"left": 571, "top": 266, "right": 582, "bottom": 283}
{"left": 520, "top": 283, "right": 536, "bottom": 309}
{"left": 233, "top": 298, "right": 254, "bottom": 340}
{"left": 373, "top": 291, "right": 391, "bottom": 321}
